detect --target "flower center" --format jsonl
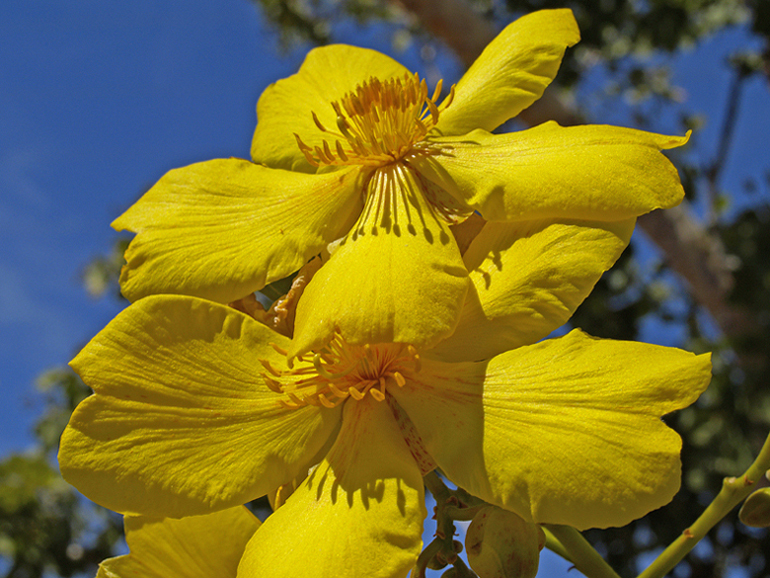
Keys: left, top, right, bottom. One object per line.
{"left": 294, "top": 72, "right": 454, "bottom": 168}
{"left": 261, "top": 335, "right": 421, "bottom": 409}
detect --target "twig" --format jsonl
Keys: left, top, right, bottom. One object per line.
{"left": 704, "top": 65, "right": 748, "bottom": 226}
{"left": 544, "top": 525, "right": 623, "bottom": 578}
{"left": 637, "top": 432, "right": 770, "bottom": 578}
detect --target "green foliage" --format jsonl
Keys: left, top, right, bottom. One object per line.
{"left": 0, "top": 369, "right": 121, "bottom": 578}
{"left": 250, "top": 0, "right": 402, "bottom": 48}
{"left": 81, "top": 238, "right": 129, "bottom": 302}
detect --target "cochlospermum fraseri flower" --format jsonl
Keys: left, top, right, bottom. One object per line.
{"left": 61, "top": 9, "right": 709, "bottom": 577}
{"left": 112, "top": 8, "right": 689, "bottom": 357}
{"left": 59, "top": 217, "right": 711, "bottom": 577}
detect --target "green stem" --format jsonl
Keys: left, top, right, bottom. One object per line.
{"left": 637, "top": 432, "right": 770, "bottom": 578}
{"left": 453, "top": 486, "right": 488, "bottom": 509}
{"left": 544, "top": 525, "right": 622, "bottom": 578}
{"left": 422, "top": 471, "right": 461, "bottom": 570}
{"left": 413, "top": 539, "right": 443, "bottom": 578}
{"left": 541, "top": 527, "right": 572, "bottom": 563}
{"left": 443, "top": 503, "right": 488, "bottom": 521}
{"left": 424, "top": 470, "right": 450, "bottom": 503}
{"left": 451, "top": 556, "right": 478, "bottom": 578}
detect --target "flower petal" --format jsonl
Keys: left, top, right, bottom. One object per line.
{"left": 430, "top": 218, "right": 634, "bottom": 362}
{"left": 434, "top": 9, "right": 579, "bottom": 136}
{"left": 449, "top": 212, "right": 487, "bottom": 256}
{"left": 112, "top": 159, "right": 365, "bottom": 303}
{"left": 413, "top": 124, "right": 689, "bottom": 222}
{"left": 392, "top": 330, "right": 711, "bottom": 530}
{"left": 59, "top": 295, "right": 342, "bottom": 517}
{"left": 98, "top": 507, "right": 259, "bottom": 578}
{"left": 252, "top": 45, "right": 411, "bottom": 172}
{"left": 237, "top": 397, "right": 426, "bottom": 578}
{"left": 289, "top": 164, "right": 469, "bottom": 358}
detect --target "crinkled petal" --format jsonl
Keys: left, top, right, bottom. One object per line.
{"left": 433, "top": 9, "right": 579, "bottom": 136}
{"left": 430, "top": 218, "right": 634, "bottom": 362}
{"left": 97, "top": 507, "right": 259, "bottom": 578}
{"left": 413, "top": 124, "right": 689, "bottom": 222}
{"left": 59, "top": 295, "right": 341, "bottom": 517}
{"left": 392, "top": 330, "right": 711, "bottom": 530}
{"left": 449, "top": 212, "right": 487, "bottom": 256}
{"left": 289, "top": 164, "right": 469, "bottom": 358}
{"left": 112, "top": 159, "right": 365, "bottom": 303}
{"left": 238, "top": 397, "right": 426, "bottom": 578}
{"left": 252, "top": 45, "right": 411, "bottom": 172}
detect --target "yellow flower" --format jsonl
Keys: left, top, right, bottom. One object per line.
{"left": 96, "top": 506, "right": 259, "bottom": 578}
{"left": 113, "top": 8, "right": 688, "bottom": 355}
{"left": 59, "top": 217, "right": 711, "bottom": 577}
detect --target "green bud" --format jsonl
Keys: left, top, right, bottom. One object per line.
{"left": 465, "top": 506, "right": 545, "bottom": 578}
{"left": 739, "top": 487, "right": 770, "bottom": 527}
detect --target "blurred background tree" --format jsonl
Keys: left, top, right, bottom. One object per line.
{"left": 2, "top": 0, "right": 769, "bottom": 576}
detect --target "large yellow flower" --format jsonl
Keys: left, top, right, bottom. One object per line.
{"left": 95, "top": 506, "right": 259, "bottom": 578}
{"left": 59, "top": 217, "right": 711, "bottom": 578}
{"left": 113, "top": 8, "right": 688, "bottom": 355}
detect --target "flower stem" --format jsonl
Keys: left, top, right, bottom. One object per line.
{"left": 421, "top": 471, "right": 464, "bottom": 573}
{"left": 541, "top": 527, "right": 571, "bottom": 562}
{"left": 413, "top": 539, "right": 443, "bottom": 578}
{"left": 637, "top": 431, "right": 770, "bottom": 578}
{"left": 424, "top": 470, "right": 450, "bottom": 502}
{"left": 443, "top": 503, "right": 488, "bottom": 521}
{"left": 543, "top": 525, "right": 622, "bottom": 578}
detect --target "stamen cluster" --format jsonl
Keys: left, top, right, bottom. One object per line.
{"left": 261, "top": 335, "right": 421, "bottom": 409}
{"left": 294, "top": 72, "right": 454, "bottom": 168}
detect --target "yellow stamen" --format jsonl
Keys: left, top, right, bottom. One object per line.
{"left": 270, "top": 342, "right": 288, "bottom": 356}
{"left": 312, "top": 111, "right": 326, "bottom": 132}
{"left": 370, "top": 382, "right": 386, "bottom": 401}
{"left": 294, "top": 134, "right": 319, "bottom": 167}
{"left": 296, "top": 72, "right": 455, "bottom": 168}
{"left": 348, "top": 386, "right": 365, "bottom": 401}
{"left": 318, "top": 393, "right": 336, "bottom": 409}
{"left": 261, "top": 334, "right": 421, "bottom": 409}
{"left": 314, "top": 145, "right": 330, "bottom": 165}
{"left": 335, "top": 140, "right": 348, "bottom": 161}
{"left": 322, "top": 139, "right": 334, "bottom": 161}
{"left": 430, "top": 79, "right": 443, "bottom": 103}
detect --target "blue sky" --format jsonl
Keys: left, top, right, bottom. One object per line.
{"left": 1, "top": 0, "right": 308, "bottom": 454}
{"left": 1, "top": 0, "right": 463, "bottom": 457}
{"left": 2, "top": 1, "right": 769, "bottom": 574}
{"left": 4, "top": 0, "right": 768, "bottom": 456}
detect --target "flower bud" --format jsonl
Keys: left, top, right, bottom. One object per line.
{"left": 739, "top": 487, "right": 770, "bottom": 528}
{"left": 465, "top": 506, "right": 545, "bottom": 578}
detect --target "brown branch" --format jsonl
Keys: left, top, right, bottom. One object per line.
{"left": 396, "top": 0, "right": 495, "bottom": 68}
{"left": 393, "top": 0, "right": 756, "bottom": 344}
{"left": 636, "top": 208, "right": 749, "bottom": 338}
